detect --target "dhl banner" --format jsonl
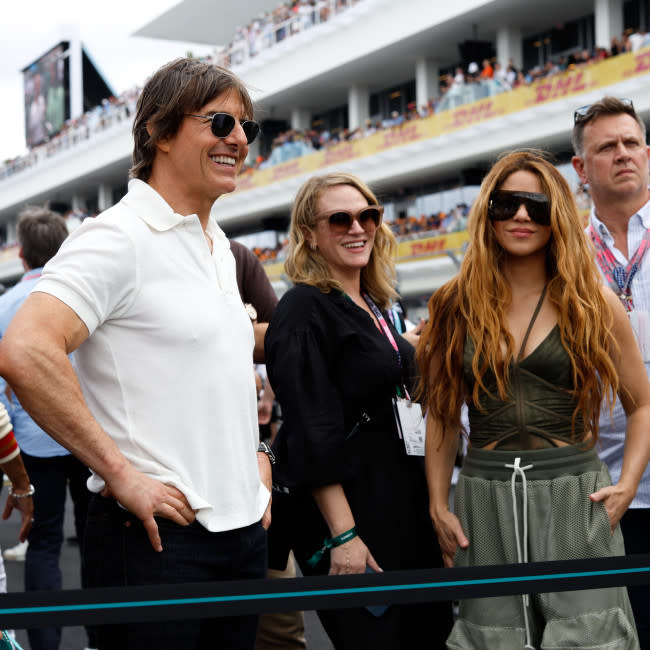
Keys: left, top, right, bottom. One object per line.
{"left": 395, "top": 230, "right": 468, "bottom": 261}
{"left": 235, "top": 47, "right": 650, "bottom": 195}
{"left": 264, "top": 231, "right": 469, "bottom": 281}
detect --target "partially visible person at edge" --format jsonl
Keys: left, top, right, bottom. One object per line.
{"left": 417, "top": 149, "right": 649, "bottom": 649}
{"left": 265, "top": 171, "right": 453, "bottom": 650}
{"left": 0, "top": 401, "right": 33, "bottom": 544}
{"left": 572, "top": 96, "right": 650, "bottom": 648}
{"left": 228, "top": 238, "right": 306, "bottom": 650}
{"left": 229, "top": 239, "right": 279, "bottom": 436}
{"left": 0, "top": 58, "right": 272, "bottom": 650}
{"left": 0, "top": 399, "right": 34, "bottom": 644}
{"left": 0, "top": 205, "right": 95, "bottom": 650}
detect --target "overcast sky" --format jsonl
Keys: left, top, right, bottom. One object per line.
{"left": 1, "top": 0, "right": 214, "bottom": 161}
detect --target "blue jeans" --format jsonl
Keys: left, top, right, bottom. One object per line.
{"left": 22, "top": 452, "right": 93, "bottom": 650}
{"left": 84, "top": 495, "right": 267, "bottom": 650}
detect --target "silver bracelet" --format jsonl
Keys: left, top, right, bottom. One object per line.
{"left": 9, "top": 483, "right": 35, "bottom": 498}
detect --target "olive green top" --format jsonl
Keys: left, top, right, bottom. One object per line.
{"left": 463, "top": 288, "right": 584, "bottom": 450}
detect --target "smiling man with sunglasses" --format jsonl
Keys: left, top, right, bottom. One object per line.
{"left": 0, "top": 58, "right": 272, "bottom": 650}
{"left": 572, "top": 96, "right": 650, "bottom": 647}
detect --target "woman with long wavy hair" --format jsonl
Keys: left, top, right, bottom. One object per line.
{"left": 418, "top": 150, "right": 650, "bottom": 649}
{"left": 265, "top": 171, "right": 453, "bottom": 649}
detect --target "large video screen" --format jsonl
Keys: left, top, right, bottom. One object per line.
{"left": 22, "top": 42, "right": 70, "bottom": 148}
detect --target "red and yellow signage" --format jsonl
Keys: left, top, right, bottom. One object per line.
{"left": 236, "top": 46, "right": 650, "bottom": 195}
{"left": 396, "top": 230, "right": 468, "bottom": 261}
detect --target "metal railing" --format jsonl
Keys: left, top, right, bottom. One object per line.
{"left": 214, "top": 0, "right": 360, "bottom": 69}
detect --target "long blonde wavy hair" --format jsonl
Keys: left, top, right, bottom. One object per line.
{"left": 284, "top": 172, "right": 398, "bottom": 308}
{"left": 416, "top": 150, "right": 618, "bottom": 442}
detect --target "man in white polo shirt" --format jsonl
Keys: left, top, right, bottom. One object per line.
{"left": 0, "top": 58, "right": 272, "bottom": 650}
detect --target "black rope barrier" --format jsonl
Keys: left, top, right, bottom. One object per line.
{"left": 0, "top": 553, "right": 649, "bottom": 628}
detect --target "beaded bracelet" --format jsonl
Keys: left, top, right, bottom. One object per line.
{"left": 9, "top": 483, "right": 35, "bottom": 498}
{"left": 307, "top": 526, "right": 357, "bottom": 567}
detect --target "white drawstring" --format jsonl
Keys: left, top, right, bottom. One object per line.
{"left": 505, "top": 456, "right": 535, "bottom": 650}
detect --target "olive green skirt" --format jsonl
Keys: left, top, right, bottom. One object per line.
{"left": 448, "top": 444, "right": 638, "bottom": 650}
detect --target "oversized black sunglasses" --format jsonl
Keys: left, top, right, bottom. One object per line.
{"left": 184, "top": 112, "right": 260, "bottom": 144}
{"left": 488, "top": 190, "right": 551, "bottom": 225}
{"left": 312, "top": 205, "right": 384, "bottom": 233}
{"left": 573, "top": 98, "right": 633, "bottom": 124}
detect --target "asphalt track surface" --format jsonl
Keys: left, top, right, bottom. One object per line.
{"left": 0, "top": 490, "right": 332, "bottom": 650}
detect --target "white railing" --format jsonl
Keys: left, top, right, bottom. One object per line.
{"left": 0, "top": 1, "right": 366, "bottom": 183}
{"left": 0, "top": 92, "right": 139, "bottom": 182}
{"left": 214, "top": 0, "right": 360, "bottom": 68}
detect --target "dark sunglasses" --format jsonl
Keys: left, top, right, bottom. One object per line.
{"left": 573, "top": 97, "right": 633, "bottom": 124}
{"left": 488, "top": 190, "right": 551, "bottom": 225}
{"left": 312, "top": 205, "right": 384, "bottom": 233}
{"left": 184, "top": 112, "right": 260, "bottom": 144}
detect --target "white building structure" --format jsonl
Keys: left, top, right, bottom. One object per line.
{"left": 2, "top": 0, "right": 650, "bottom": 307}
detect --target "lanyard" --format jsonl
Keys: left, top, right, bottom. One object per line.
{"left": 362, "top": 292, "right": 407, "bottom": 398}
{"left": 386, "top": 304, "right": 406, "bottom": 334}
{"left": 21, "top": 270, "right": 42, "bottom": 282}
{"left": 588, "top": 224, "right": 650, "bottom": 312}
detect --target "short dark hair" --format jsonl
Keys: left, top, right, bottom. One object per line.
{"left": 572, "top": 96, "right": 646, "bottom": 155}
{"left": 130, "top": 58, "right": 254, "bottom": 182}
{"left": 17, "top": 206, "right": 68, "bottom": 269}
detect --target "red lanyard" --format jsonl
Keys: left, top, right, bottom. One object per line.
{"left": 21, "top": 270, "right": 42, "bottom": 282}
{"left": 363, "top": 292, "right": 402, "bottom": 367}
{"left": 362, "top": 292, "right": 407, "bottom": 398}
{"left": 588, "top": 224, "right": 650, "bottom": 312}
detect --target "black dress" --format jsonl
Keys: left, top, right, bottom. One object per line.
{"left": 265, "top": 284, "right": 452, "bottom": 650}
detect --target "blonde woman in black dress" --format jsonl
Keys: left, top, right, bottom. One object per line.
{"left": 265, "top": 172, "right": 452, "bottom": 649}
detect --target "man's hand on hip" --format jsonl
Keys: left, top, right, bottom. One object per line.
{"left": 103, "top": 467, "right": 195, "bottom": 552}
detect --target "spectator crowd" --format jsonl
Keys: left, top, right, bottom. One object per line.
{"left": 2, "top": 14, "right": 648, "bottom": 182}
{"left": 1, "top": 88, "right": 140, "bottom": 180}
{"left": 216, "top": 0, "right": 362, "bottom": 68}
{"left": 0, "top": 0, "right": 643, "bottom": 269}
{"left": 249, "top": 28, "right": 649, "bottom": 171}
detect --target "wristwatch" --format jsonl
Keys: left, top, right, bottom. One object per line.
{"left": 244, "top": 303, "right": 258, "bottom": 321}
{"left": 257, "top": 441, "right": 276, "bottom": 465}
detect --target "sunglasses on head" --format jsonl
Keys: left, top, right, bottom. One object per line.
{"left": 184, "top": 112, "right": 260, "bottom": 144}
{"left": 312, "top": 205, "right": 384, "bottom": 233}
{"left": 488, "top": 190, "right": 551, "bottom": 225}
{"left": 573, "top": 97, "right": 633, "bottom": 124}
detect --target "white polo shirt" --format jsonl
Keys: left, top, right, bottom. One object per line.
{"left": 36, "top": 179, "right": 269, "bottom": 531}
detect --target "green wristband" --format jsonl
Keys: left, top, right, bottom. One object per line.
{"left": 307, "top": 526, "right": 358, "bottom": 568}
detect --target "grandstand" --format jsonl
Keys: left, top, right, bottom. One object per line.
{"left": 2, "top": 0, "right": 650, "bottom": 317}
